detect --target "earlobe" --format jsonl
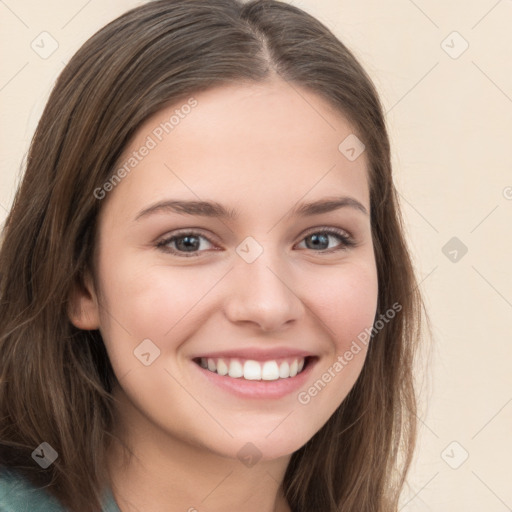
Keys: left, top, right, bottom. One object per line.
{"left": 67, "top": 270, "right": 100, "bottom": 330}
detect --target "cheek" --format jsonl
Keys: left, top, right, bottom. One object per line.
{"left": 305, "top": 261, "right": 379, "bottom": 349}
{"left": 95, "top": 253, "right": 223, "bottom": 351}
{"left": 289, "top": 263, "right": 377, "bottom": 429}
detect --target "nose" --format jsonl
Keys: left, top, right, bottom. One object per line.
{"left": 223, "top": 249, "right": 305, "bottom": 332}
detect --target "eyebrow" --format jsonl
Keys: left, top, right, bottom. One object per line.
{"left": 134, "top": 195, "right": 368, "bottom": 222}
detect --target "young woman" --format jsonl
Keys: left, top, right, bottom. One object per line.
{"left": 0, "top": 1, "right": 425, "bottom": 511}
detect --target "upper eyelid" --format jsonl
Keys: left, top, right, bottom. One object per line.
{"left": 301, "top": 225, "right": 352, "bottom": 238}
{"left": 160, "top": 229, "right": 218, "bottom": 247}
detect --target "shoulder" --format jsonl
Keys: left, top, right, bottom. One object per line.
{"left": 0, "top": 468, "right": 66, "bottom": 512}
{"left": 0, "top": 468, "right": 121, "bottom": 512}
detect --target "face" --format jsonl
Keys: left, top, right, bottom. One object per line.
{"left": 70, "top": 79, "right": 378, "bottom": 462}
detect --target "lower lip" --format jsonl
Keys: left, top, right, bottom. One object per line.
{"left": 192, "top": 358, "right": 317, "bottom": 399}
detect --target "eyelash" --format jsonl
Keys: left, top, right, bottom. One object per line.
{"left": 155, "top": 227, "right": 357, "bottom": 258}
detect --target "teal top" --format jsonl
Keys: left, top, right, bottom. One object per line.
{"left": 0, "top": 468, "right": 121, "bottom": 512}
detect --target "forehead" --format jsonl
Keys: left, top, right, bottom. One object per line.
{"left": 99, "top": 79, "right": 369, "bottom": 224}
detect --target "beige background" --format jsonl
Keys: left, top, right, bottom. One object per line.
{"left": 1, "top": 0, "right": 511, "bottom": 509}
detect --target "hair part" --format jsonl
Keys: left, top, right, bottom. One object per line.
{"left": 0, "top": 1, "right": 426, "bottom": 511}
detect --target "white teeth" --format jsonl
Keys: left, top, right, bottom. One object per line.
{"left": 243, "top": 360, "right": 262, "bottom": 380}
{"left": 279, "top": 361, "right": 290, "bottom": 378}
{"left": 228, "top": 360, "right": 243, "bottom": 378}
{"left": 261, "top": 361, "right": 280, "bottom": 380}
{"left": 200, "top": 357, "right": 307, "bottom": 380}
{"left": 216, "top": 359, "right": 228, "bottom": 376}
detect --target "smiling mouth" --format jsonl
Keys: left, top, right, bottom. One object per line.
{"left": 192, "top": 356, "right": 314, "bottom": 381}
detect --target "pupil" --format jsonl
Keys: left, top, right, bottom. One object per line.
{"left": 177, "top": 235, "right": 199, "bottom": 252}
{"left": 306, "top": 233, "right": 328, "bottom": 250}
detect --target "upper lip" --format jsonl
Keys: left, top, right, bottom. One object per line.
{"left": 192, "top": 347, "right": 314, "bottom": 361}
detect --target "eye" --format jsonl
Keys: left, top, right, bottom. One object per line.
{"left": 156, "top": 227, "right": 356, "bottom": 258}
{"left": 156, "top": 230, "right": 215, "bottom": 258}
{"left": 295, "top": 227, "right": 356, "bottom": 253}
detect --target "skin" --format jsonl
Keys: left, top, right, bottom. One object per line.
{"left": 69, "top": 78, "right": 378, "bottom": 512}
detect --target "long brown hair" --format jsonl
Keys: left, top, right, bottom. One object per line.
{"left": 0, "top": 1, "right": 426, "bottom": 510}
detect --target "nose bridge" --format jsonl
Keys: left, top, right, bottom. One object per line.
{"left": 224, "top": 237, "right": 304, "bottom": 330}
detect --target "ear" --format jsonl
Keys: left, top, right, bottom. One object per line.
{"left": 67, "top": 269, "right": 101, "bottom": 330}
